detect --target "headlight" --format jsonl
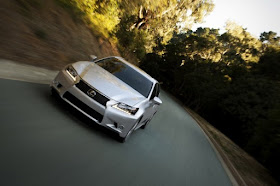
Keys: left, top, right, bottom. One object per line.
{"left": 66, "top": 65, "right": 78, "bottom": 80}
{"left": 112, "top": 103, "right": 138, "bottom": 115}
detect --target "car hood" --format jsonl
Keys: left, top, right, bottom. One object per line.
{"left": 73, "top": 62, "right": 146, "bottom": 106}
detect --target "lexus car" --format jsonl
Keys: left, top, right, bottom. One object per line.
{"left": 51, "top": 56, "right": 162, "bottom": 142}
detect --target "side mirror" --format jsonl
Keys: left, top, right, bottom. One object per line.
{"left": 153, "top": 97, "right": 162, "bottom": 105}
{"left": 90, "top": 55, "right": 98, "bottom": 62}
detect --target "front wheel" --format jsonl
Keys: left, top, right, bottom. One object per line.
{"left": 50, "top": 87, "right": 60, "bottom": 99}
{"left": 140, "top": 119, "right": 150, "bottom": 129}
{"left": 119, "top": 117, "right": 141, "bottom": 143}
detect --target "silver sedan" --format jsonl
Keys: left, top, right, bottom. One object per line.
{"left": 51, "top": 56, "right": 162, "bottom": 142}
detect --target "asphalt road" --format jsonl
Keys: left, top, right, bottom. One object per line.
{"left": 0, "top": 78, "right": 232, "bottom": 186}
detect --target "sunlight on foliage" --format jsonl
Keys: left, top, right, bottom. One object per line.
{"left": 56, "top": 0, "right": 120, "bottom": 37}
{"left": 56, "top": 0, "right": 214, "bottom": 59}
{"left": 140, "top": 27, "right": 280, "bottom": 181}
{"left": 225, "top": 21, "right": 262, "bottom": 63}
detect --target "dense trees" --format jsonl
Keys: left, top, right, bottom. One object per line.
{"left": 117, "top": 0, "right": 214, "bottom": 53}
{"left": 140, "top": 27, "right": 280, "bottom": 180}
{"left": 56, "top": 0, "right": 279, "bottom": 180}
{"left": 56, "top": 0, "right": 214, "bottom": 58}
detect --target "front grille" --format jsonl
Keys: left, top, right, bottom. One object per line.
{"left": 76, "top": 80, "right": 109, "bottom": 106}
{"left": 63, "top": 91, "right": 103, "bottom": 122}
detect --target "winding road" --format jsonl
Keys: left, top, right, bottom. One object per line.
{"left": 0, "top": 60, "right": 233, "bottom": 186}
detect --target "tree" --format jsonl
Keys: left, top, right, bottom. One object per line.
{"left": 222, "top": 21, "right": 262, "bottom": 64}
{"left": 253, "top": 48, "right": 280, "bottom": 81}
{"left": 260, "top": 31, "right": 280, "bottom": 47}
{"left": 116, "top": 0, "right": 214, "bottom": 54}
{"left": 247, "top": 106, "right": 280, "bottom": 180}
{"left": 141, "top": 28, "right": 280, "bottom": 179}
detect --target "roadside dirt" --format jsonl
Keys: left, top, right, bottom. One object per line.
{"left": 1, "top": 1, "right": 278, "bottom": 185}
{"left": 1, "top": 59, "right": 279, "bottom": 186}
{"left": 161, "top": 91, "right": 278, "bottom": 186}
{"left": 0, "top": 0, "right": 120, "bottom": 70}
{"left": 186, "top": 109, "right": 279, "bottom": 186}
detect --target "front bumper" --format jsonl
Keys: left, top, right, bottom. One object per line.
{"left": 50, "top": 70, "right": 142, "bottom": 137}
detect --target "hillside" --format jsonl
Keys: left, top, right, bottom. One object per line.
{"left": 0, "top": 0, "right": 279, "bottom": 185}
{"left": 0, "top": 0, "right": 120, "bottom": 70}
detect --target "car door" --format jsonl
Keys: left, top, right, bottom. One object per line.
{"left": 150, "top": 83, "right": 160, "bottom": 116}
{"left": 138, "top": 83, "right": 160, "bottom": 128}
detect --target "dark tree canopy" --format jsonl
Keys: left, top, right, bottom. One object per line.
{"left": 140, "top": 27, "right": 280, "bottom": 180}
{"left": 56, "top": 0, "right": 280, "bottom": 181}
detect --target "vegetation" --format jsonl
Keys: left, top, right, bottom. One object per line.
{"left": 140, "top": 28, "right": 280, "bottom": 181}
{"left": 14, "top": 0, "right": 280, "bottom": 182}
{"left": 54, "top": 0, "right": 214, "bottom": 58}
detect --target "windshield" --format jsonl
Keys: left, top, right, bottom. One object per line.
{"left": 96, "top": 58, "right": 153, "bottom": 98}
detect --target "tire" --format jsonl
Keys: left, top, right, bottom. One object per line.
{"left": 50, "top": 87, "right": 58, "bottom": 98}
{"left": 141, "top": 118, "right": 151, "bottom": 129}
{"left": 119, "top": 124, "right": 136, "bottom": 143}
{"left": 119, "top": 117, "right": 142, "bottom": 143}
{"left": 50, "top": 87, "right": 63, "bottom": 103}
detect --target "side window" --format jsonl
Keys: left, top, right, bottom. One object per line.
{"left": 150, "top": 83, "right": 159, "bottom": 100}
{"left": 155, "top": 83, "right": 160, "bottom": 97}
{"left": 150, "top": 84, "right": 157, "bottom": 100}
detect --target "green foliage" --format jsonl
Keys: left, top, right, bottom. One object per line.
{"left": 141, "top": 28, "right": 280, "bottom": 180}
{"left": 47, "top": 0, "right": 280, "bottom": 178}
{"left": 260, "top": 31, "right": 280, "bottom": 47}
{"left": 247, "top": 106, "right": 280, "bottom": 179}
{"left": 222, "top": 21, "right": 262, "bottom": 63}
{"left": 254, "top": 48, "right": 280, "bottom": 81}
{"left": 88, "top": 0, "right": 120, "bottom": 36}
{"left": 55, "top": 0, "right": 119, "bottom": 37}
{"left": 219, "top": 75, "right": 278, "bottom": 142}
{"left": 55, "top": 0, "right": 214, "bottom": 58}
{"left": 122, "top": 0, "right": 214, "bottom": 54}
{"left": 115, "top": 15, "right": 147, "bottom": 59}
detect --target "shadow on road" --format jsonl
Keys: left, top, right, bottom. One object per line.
{"left": 0, "top": 78, "right": 232, "bottom": 186}
{"left": 46, "top": 88, "right": 122, "bottom": 143}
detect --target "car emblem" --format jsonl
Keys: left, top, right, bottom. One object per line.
{"left": 87, "top": 89, "right": 96, "bottom": 98}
